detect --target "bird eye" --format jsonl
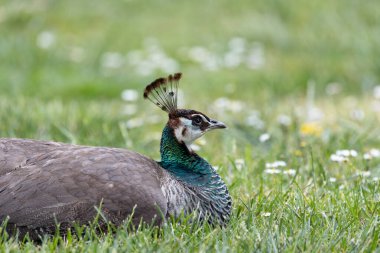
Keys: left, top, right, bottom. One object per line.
{"left": 192, "top": 115, "right": 202, "bottom": 125}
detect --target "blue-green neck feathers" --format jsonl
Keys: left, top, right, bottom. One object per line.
{"left": 159, "top": 124, "right": 231, "bottom": 224}
{"left": 159, "top": 125, "right": 214, "bottom": 186}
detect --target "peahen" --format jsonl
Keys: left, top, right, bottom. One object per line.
{"left": 0, "top": 73, "right": 231, "bottom": 239}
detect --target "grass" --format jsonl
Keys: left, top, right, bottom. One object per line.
{"left": 0, "top": 0, "right": 380, "bottom": 252}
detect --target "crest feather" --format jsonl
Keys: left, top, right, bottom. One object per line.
{"left": 143, "top": 73, "right": 182, "bottom": 113}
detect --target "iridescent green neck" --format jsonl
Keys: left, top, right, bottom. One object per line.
{"left": 159, "top": 125, "right": 213, "bottom": 185}
{"left": 159, "top": 124, "right": 232, "bottom": 224}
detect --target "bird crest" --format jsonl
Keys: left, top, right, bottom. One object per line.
{"left": 143, "top": 73, "right": 182, "bottom": 113}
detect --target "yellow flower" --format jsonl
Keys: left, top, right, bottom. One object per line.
{"left": 300, "top": 122, "right": 322, "bottom": 137}
{"left": 293, "top": 149, "right": 303, "bottom": 156}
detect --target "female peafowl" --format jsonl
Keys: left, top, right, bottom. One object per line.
{"left": 0, "top": 73, "right": 231, "bottom": 239}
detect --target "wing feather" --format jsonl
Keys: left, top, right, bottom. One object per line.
{"left": 0, "top": 138, "right": 167, "bottom": 235}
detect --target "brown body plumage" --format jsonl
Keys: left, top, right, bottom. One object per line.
{"left": 0, "top": 138, "right": 168, "bottom": 239}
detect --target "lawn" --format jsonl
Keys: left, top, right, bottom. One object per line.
{"left": 0, "top": 0, "right": 379, "bottom": 252}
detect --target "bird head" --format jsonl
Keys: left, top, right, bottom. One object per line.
{"left": 168, "top": 109, "right": 226, "bottom": 149}
{"left": 144, "top": 73, "right": 226, "bottom": 149}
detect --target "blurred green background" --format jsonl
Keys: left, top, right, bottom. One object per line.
{"left": 1, "top": 0, "right": 379, "bottom": 100}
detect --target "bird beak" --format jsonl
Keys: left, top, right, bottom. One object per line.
{"left": 208, "top": 119, "right": 227, "bottom": 130}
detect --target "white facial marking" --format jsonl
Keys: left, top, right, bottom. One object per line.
{"left": 174, "top": 117, "right": 205, "bottom": 150}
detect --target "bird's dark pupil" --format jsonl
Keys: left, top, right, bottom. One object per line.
{"left": 193, "top": 116, "right": 202, "bottom": 124}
